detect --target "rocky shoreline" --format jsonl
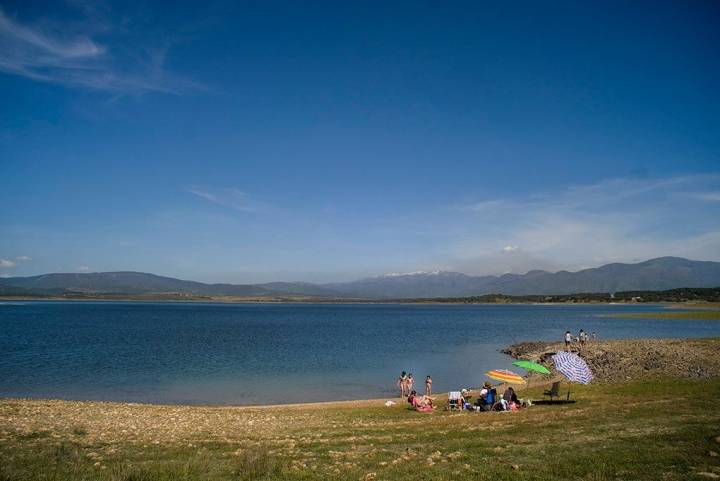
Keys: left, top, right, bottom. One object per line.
{"left": 501, "top": 337, "right": 720, "bottom": 383}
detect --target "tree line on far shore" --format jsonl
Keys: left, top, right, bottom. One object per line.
{"left": 402, "top": 287, "right": 720, "bottom": 304}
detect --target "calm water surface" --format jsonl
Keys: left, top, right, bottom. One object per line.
{"left": 1, "top": 301, "right": 718, "bottom": 405}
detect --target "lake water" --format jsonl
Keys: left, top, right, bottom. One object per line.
{"left": 1, "top": 301, "right": 718, "bottom": 405}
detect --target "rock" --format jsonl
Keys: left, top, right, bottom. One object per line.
{"left": 511, "top": 464, "right": 520, "bottom": 470}
{"left": 709, "top": 450, "right": 719, "bottom": 457}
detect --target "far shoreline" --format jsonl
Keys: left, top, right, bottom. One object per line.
{"left": 2, "top": 295, "right": 716, "bottom": 308}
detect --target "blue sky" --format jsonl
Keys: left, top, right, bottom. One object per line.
{"left": 1, "top": 0, "right": 719, "bottom": 283}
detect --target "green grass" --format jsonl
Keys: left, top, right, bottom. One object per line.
{"left": 606, "top": 310, "right": 720, "bottom": 320}
{"left": 1, "top": 379, "right": 720, "bottom": 480}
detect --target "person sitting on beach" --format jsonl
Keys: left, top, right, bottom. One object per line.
{"left": 503, "top": 386, "right": 519, "bottom": 409}
{"left": 476, "top": 382, "right": 495, "bottom": 411}
{"left": 461, "top": 389, "right": 473, "bottom": 410}
{"left": 408, "top": 390, "right": 434, "bottom": 412}
{"left": 479, "top": 381, "right": 491, "bottom": 399}
{"left": 425, "top": 375, "right": 432, "bottom": 396}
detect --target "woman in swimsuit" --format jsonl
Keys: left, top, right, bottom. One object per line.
{"left": 425, "top": 375, "right": 432, "bottom": 396}
{"left": 398, "top": 371, "right": 408, "bottom": 398}
{"left": 408, "top": 390, "right": 434, "bottom": 411}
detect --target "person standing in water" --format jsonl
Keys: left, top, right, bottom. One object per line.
{"left": 407, "top": 373, "right": 415, "bottom": 393}
{"left": 425, "top": 375, "right": 433, "bottom": 396}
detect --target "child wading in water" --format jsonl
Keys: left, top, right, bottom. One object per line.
{"left": 425, "top": 375, "right": 432, "bottom": 396}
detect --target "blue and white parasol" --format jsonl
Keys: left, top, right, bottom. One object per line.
{"left": 551, "top": 351, "right": 593, "bottom": 385}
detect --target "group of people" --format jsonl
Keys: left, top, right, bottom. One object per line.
{"left": 451, "top": 382, "right": 522, "bottom": 412}
{"left": 398, "top": 372, "right": 435, "bottom": 411}
{"left": 397, "top": 372, "right": 433, "bottom": 398}
{"left": 563, "top": 329, "right": 596, "bottom": 351}
{"left": 398, "top": 370, "right": 525, "bottom": 413}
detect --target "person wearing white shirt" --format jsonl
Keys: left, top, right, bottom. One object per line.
{"left": 564, "top": 331, "right": 573, "bottom": 351}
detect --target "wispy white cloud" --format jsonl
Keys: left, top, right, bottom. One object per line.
{"left": 692, "top": 192, "right": 720, "bottom": 202}
{"left": 455, "top": 200, "right": 507, "bottom": 213}
{"left": 0, "top": 258, "right": 17, "bottom": 268}
{"left": 0, "top": 255, "right": 32, "bottom": 269}
{"left": 0, "top": 7, "right": 199, "bottom": 94}
{"left": 76, "top": 265, "right": 90, "bottom": 272}
{"left": 438, "top": 174, "right": 720, "bottom": 274}
{"left": 188, "top": 186, "right": 270, "bottom": 213}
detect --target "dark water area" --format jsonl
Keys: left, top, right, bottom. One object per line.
{"left": 1, "top": 301, "right": 718, "bottom": 405}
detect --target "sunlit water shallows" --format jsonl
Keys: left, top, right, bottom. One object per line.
{"left": 1, "top": 301, "right": 718, "bottom": 405}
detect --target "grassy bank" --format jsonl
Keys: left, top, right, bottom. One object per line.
{"left": 607, "top": 310, "right": 720, "bottom": 320}
{"left": 2, "top": 377, "right": 720, "bottom": 480}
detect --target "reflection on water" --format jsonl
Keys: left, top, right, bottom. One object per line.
{"left": 1, "top": 301, "right": 718, "bottom": 405}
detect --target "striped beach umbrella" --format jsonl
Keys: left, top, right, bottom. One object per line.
{"left": 485, "top": 369, "right": 526, "bottom": 384}
{"left": 551, "top": 351, "right": 593, "bottom": 385}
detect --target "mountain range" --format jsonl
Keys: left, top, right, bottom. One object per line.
{"left": 1, "top": 257, "right": 719, "bottom": 299}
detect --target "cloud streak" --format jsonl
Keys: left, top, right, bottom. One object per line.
{"left": 693, "top": 192, "right": 720, "bottom": 202}
{"left": 0, "top": 255, "right": 31, "bottom": 268}
{"left": 0, "top": 7, "right": 198, "bottom": 94}
{"left": 188, "top": 186, "right": 270, "bottom": 213}
{"left": 0, "top": 259, "right": 16, "bottom": 268}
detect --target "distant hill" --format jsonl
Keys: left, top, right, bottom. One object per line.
{"left": 479, "top": 257, "right": 720, "bottom": 295}
{"left": 329, "top": 257, "right": 720, "bottom": 297}
{"left": 1, "top": 257, "right": 719, "bottom": 299}
{"left": 0, "top": 272, "right": 340, "bottom": 298}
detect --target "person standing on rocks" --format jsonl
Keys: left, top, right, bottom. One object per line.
{"left": 564, "top": 331, "right": 573, "bottom": 351}
{"left": 579, "top": 329, "right": 588, "bottom": 350}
